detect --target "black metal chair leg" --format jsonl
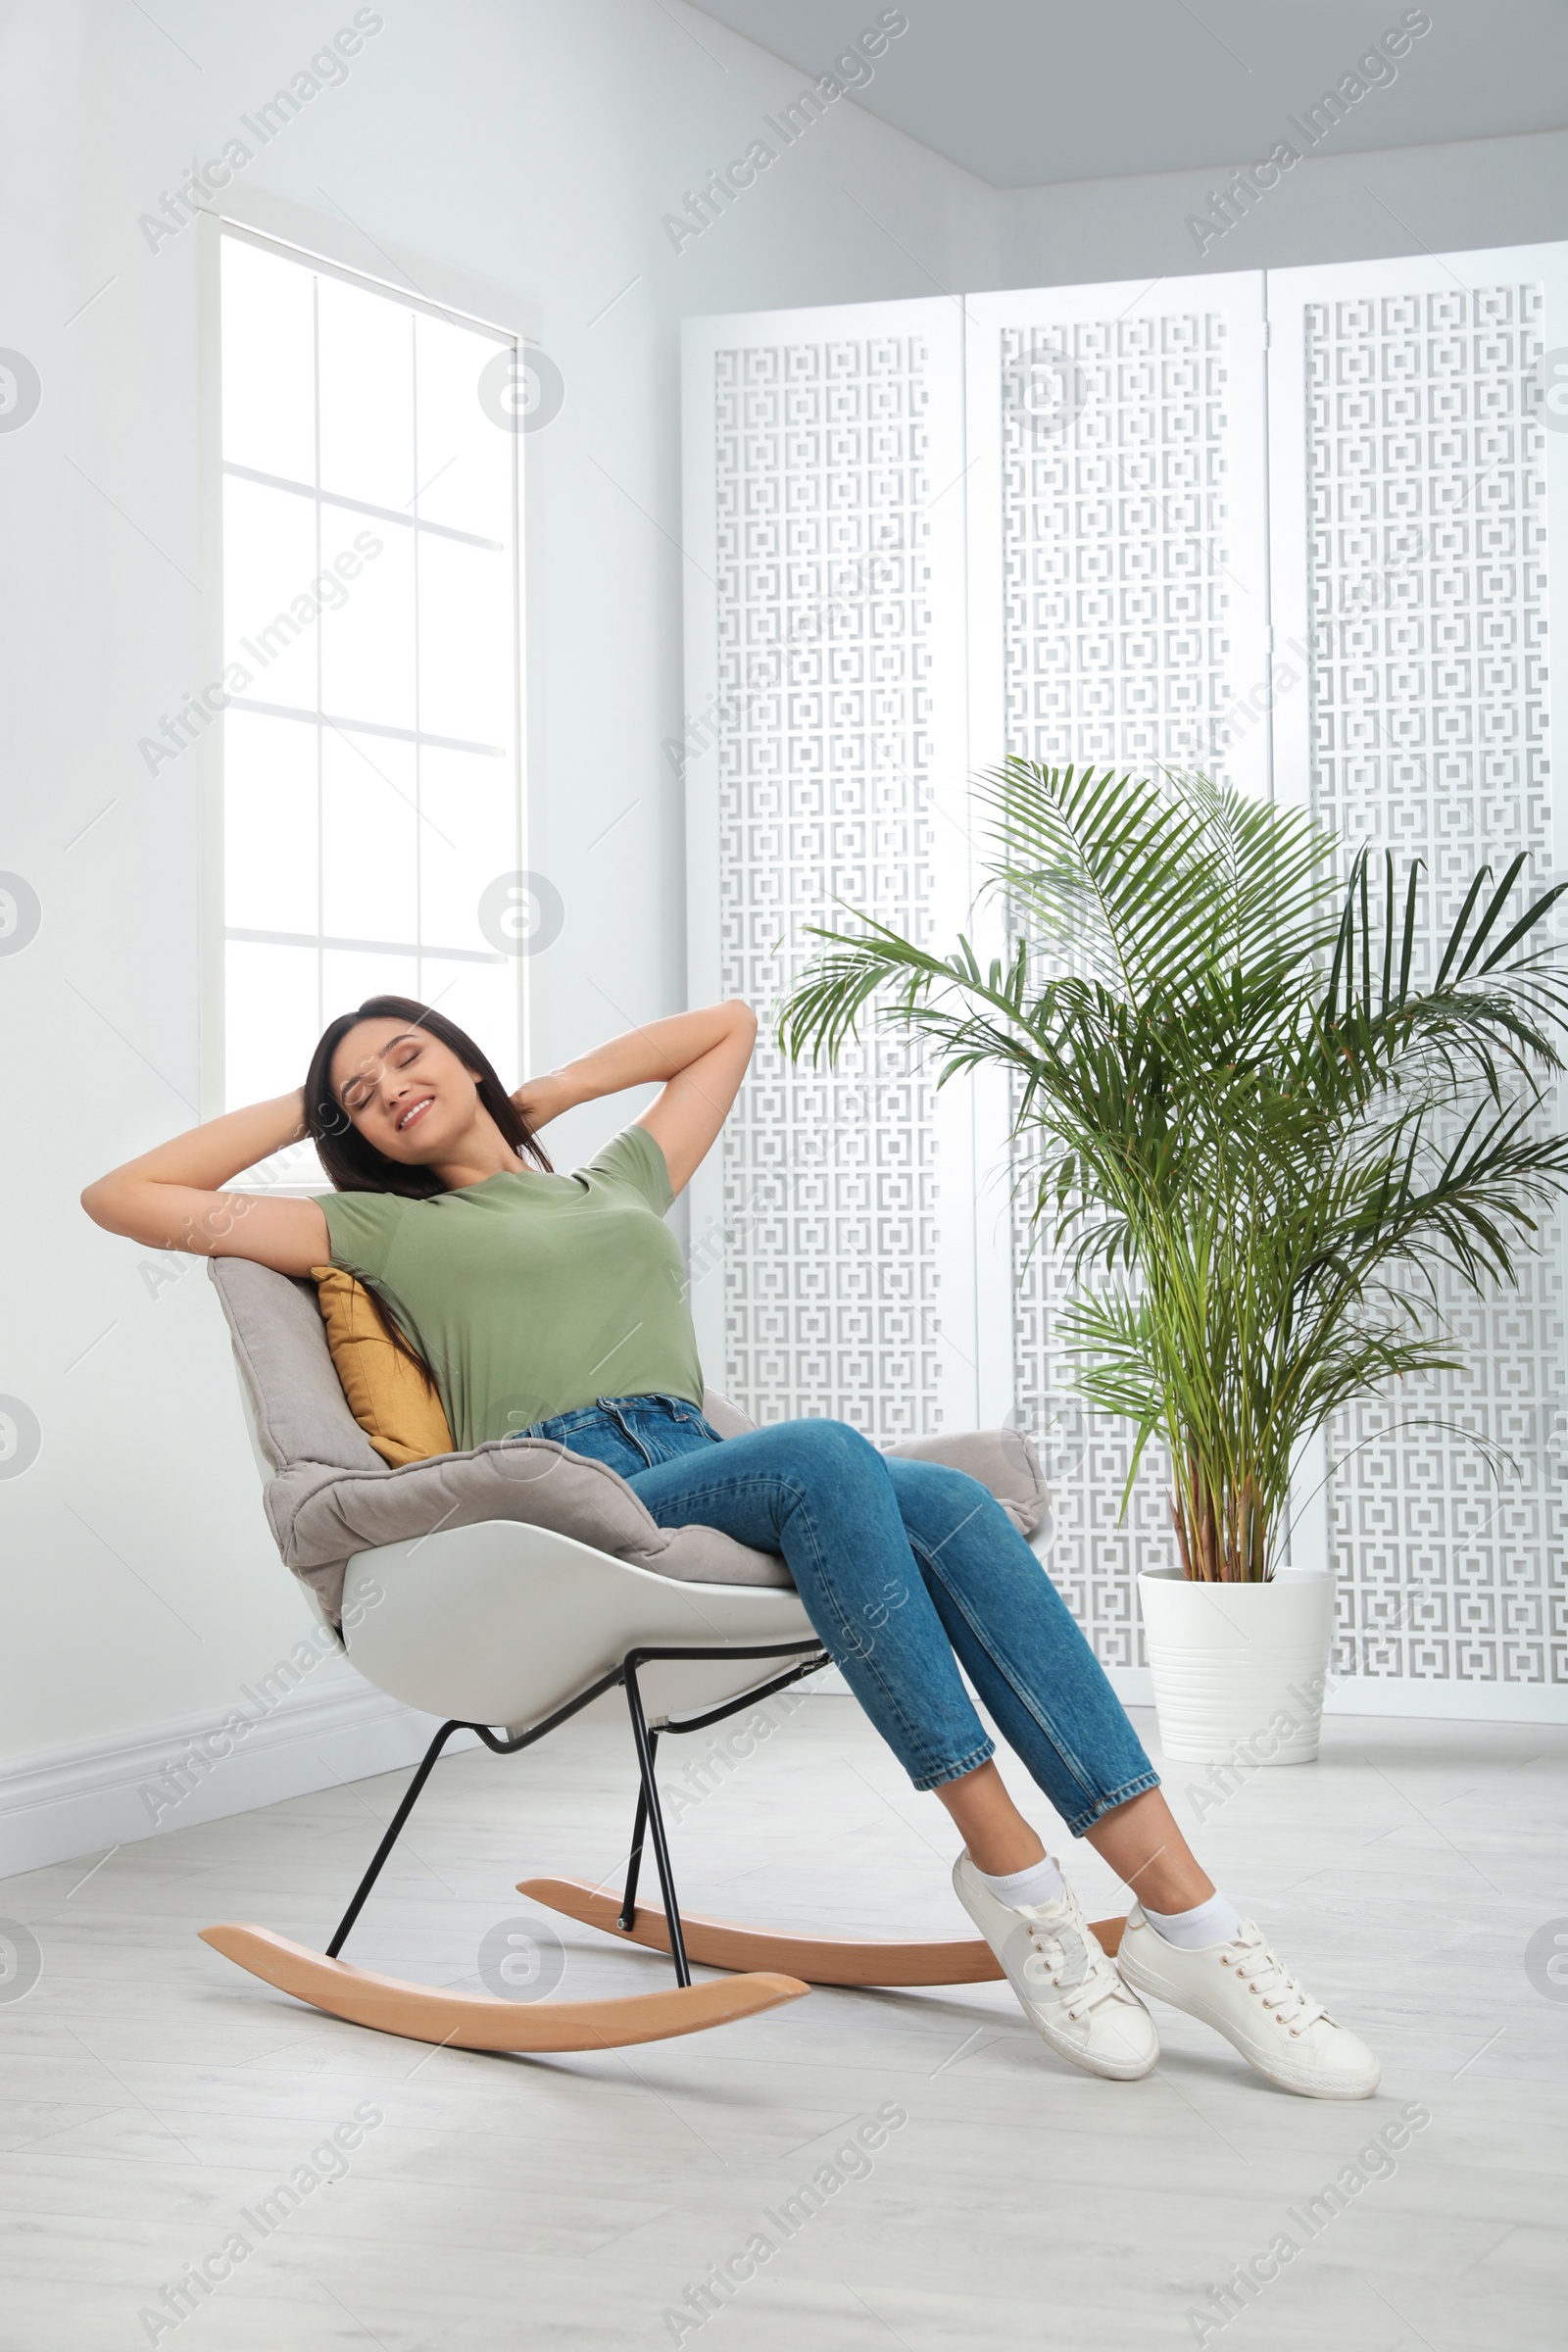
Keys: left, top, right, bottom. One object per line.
{"left": 622, "top": 1670, "right": 691, "bottom": 1987}
{"left": 326, "top": 1717, "right": 464, "bottom": 1959}
{"left": 618, "top": 1736, "right": 655, "bottom": 1932}
{"left": 318, "top": 1642, "right": 823, "bottom": 1975}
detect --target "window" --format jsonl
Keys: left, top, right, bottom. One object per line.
{"left": 211, "top": 223, "right": 522, "bottom": 1116}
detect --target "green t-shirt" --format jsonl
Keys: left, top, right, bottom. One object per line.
{"left": 314, "top": 1125, "right": 705, "bottom": 1450}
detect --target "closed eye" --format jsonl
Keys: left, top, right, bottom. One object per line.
{"left": 339, "top": 1036, "right": 423, "bottom": 1113}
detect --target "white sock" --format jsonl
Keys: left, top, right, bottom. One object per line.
{"left": 975, "top": 1853, "right": 1065, "bottom": 1911}
{"left": 1142, "top": 1889, "right": 1244, "bottom": 1949}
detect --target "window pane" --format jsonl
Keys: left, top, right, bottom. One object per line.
{"left": 225, "top": 941, "right": 319, "bottom": 1103}
{"left": 224, "top": 712, "right": 318, "bottom": 935}
{"left": 319, "top": 503, "right": 415, "bottom": 729}
{"left": 322, "top": 948, "right": 415, "bottom": 1025}
{"left": 418, "top": 745, "right": 517, "bottom": 953}
{"left": 223, "top": 475, "right": 318, "bottom": 712}
{"left": 318, "top": 274, "right": 414, "bottom": 511}
{"left": 418, "top": 533, "right": 514, "bottom": 746}
{"left": 417, "top": 956, "right": 516, "bottom": 1081}
{"left": 416, "top": 314, "right": 514, "bottom": 539}
{"left": 221, "top": 239, "right": 315, "bottom": 484}
{"left": 321, "top": 729, "right": 417, "bottom": 944}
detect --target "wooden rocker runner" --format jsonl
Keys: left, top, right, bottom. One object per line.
{"left": 202, "top": 1260, "right": 1122, "bottom": 2052}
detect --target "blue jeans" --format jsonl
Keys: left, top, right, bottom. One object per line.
{"left": 524, "top": 1395, "right": 1157, "bottom": 1835}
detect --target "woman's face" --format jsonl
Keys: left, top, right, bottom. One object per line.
{"left": 327, "top": 1020, "right": 486, "bottom": 1164}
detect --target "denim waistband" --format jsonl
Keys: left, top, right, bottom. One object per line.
{"left": 520, "top": 1393, "right": 705, "bottom": 1441}
{"left": 518, "top": 1393, "right": 719, "bottom": 1477}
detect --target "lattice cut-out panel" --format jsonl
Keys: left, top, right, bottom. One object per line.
{"left": 1000, "top": 303, "right": 1248, "bottom": 1666}
{"left": 1305, "top": 280, "right": 1566, "bottom": 1685}
{"left": 711, "top": 337, "right": 942, "bottom": 1436}
{"left": 1001, "top": 311, "right": 1241, "bottom": 774}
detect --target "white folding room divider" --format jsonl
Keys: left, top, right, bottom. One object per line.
{"left": 962, "top": 270, "right": 1273, "bottom": 1683}
{"left": 681, "top": 299, "right": 981, "bottom": 1441}
{"left": 1267, "top": 245, "right": 1568, "bottom": 1710}
{"left": 682, "top": 245, "right": 1568, "bottom": 1720}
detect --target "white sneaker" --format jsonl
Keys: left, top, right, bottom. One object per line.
{"left": 953, "top": 1851, "right": 1158, "bottom": 2081}
{"left": 1117, "top": 1908, "right": 1381, "bottom": 2100}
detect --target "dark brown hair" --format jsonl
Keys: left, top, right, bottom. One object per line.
{"left": 304, "top": 993, "right": 553, "bottom": 1197}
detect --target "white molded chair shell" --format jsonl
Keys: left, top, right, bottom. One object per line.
{"left": 341, "top": 1522, "right": 817, "bottom": 1730}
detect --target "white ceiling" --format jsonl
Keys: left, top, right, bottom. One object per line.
{"left": 691, "top": 1, "right": 1568, "bottom": 188}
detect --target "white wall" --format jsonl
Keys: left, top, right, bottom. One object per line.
{"left": 0, "top": 0, "right": 996, "bottom": 1862}
{"left": 998, "top": 124, "right": 1568, "bottom": 286}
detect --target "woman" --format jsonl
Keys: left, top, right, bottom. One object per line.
{"left": 84, "top": 994, "right": 1379, "bottom": 2097}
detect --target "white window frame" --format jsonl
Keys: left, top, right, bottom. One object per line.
{"left": 196, "top": 215, "right": 526, "bottom": 1142}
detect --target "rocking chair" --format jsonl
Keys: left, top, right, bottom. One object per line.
{"left": 204, "top": 1257, "right": 1124, "bottom": 2052}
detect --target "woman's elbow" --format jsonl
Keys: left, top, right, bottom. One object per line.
{"left": 80, "top": 1177, "right": 130, "bottom": 1235}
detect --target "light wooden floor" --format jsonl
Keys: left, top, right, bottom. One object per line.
{"left": 0, "top": 1699, "right": 1561, "bottom": 2350}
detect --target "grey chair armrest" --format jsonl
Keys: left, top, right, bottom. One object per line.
{"left": 881, "top": 1429, "right": 1050, "bottom": 1537}
{"left": 701, "top": 1378, "right": 1049, "bottom": 1536}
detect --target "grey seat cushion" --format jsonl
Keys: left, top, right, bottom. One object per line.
{"left": 882, "top": 1429, "right": 1052, "bottom": 1537}
{"left": 210, "top": 1259, "right": 1048, "bottom": 1626}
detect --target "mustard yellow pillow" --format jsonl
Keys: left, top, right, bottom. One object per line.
{"left": 312, "top": 1267, "right": 455, "bottom": 1466}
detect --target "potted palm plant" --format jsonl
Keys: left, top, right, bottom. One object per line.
{"left": 779, "top": 762, "right": 1568, "bottom": 1762}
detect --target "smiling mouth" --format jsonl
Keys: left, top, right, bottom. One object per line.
{"left": 396, "top": 1095, "right": 435, "bottom": 1133}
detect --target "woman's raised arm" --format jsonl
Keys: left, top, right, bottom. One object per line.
{"left": 513, "top": 1001, "right": 757, "bottom": 1196}
{"left": 80, "top": 1092, "right": 331, "bottom": 1275}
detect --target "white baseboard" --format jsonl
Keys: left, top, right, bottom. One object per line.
{"left": 10, "top": 1650, "right": 1559, "bottom": 1887}
{"left": 801, "top": 1662, "right": 1568, "bottom": 1726}
{"left": 0, "top": 1674, "right": 474, "bottom": 1882}
{"left": 1323, "top": 1676, "right": 1568, "bottom": 1724}
{"left": 1099, "top": 1663, "right": 1568, "bottom": 1724}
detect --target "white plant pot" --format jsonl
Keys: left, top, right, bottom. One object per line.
{"left": 1136, "top": 1568, "right": 1335, "bottom": 1765}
